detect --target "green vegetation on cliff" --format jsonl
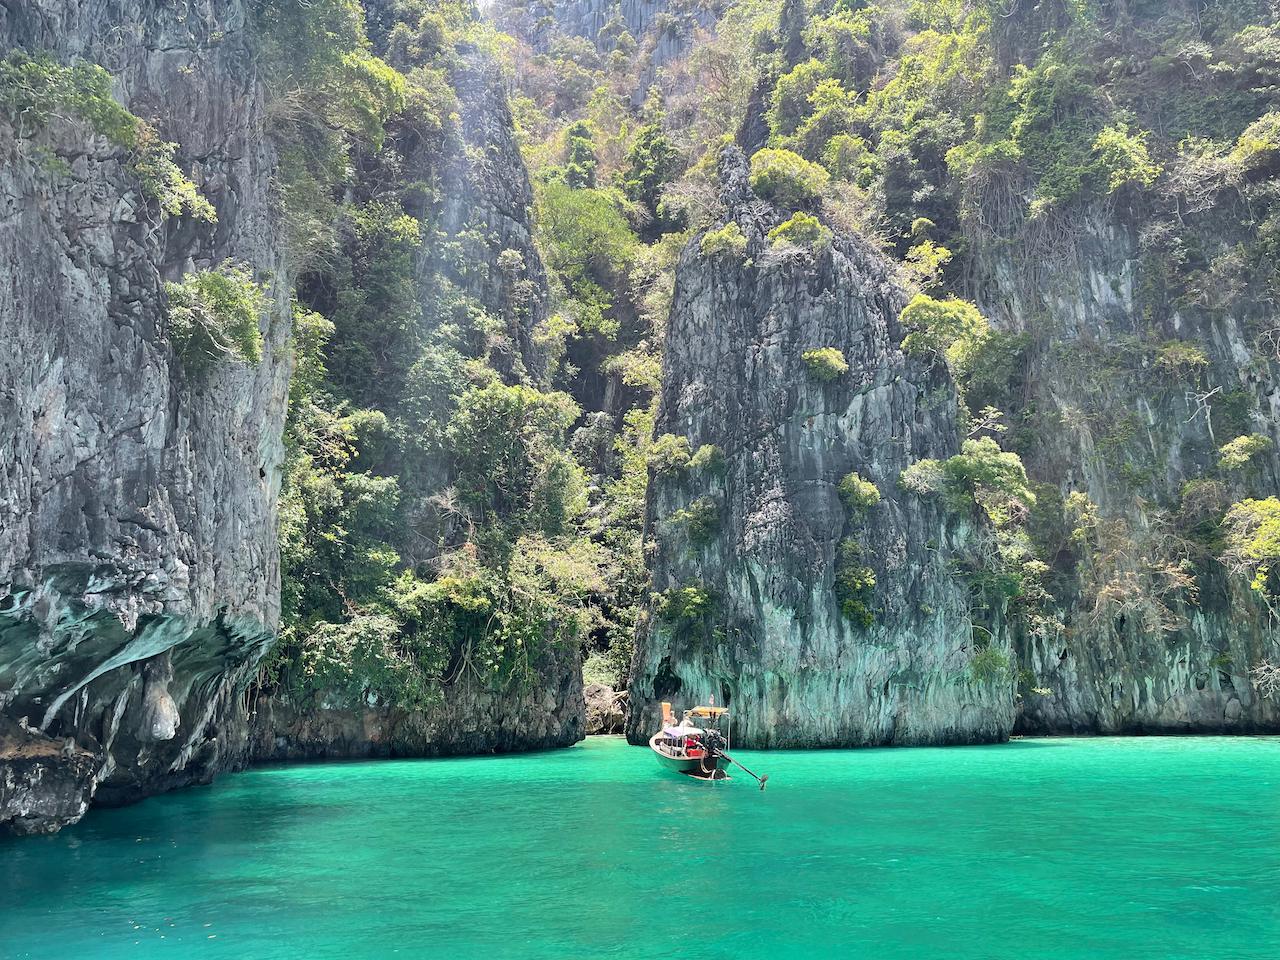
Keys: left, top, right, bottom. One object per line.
{"left": 252, "top": 0, "right": 611, "bottom": 707}
{"left": 165, "top": 265, "right": 268, "bottom": 373}
{"left": 4, "top": 0, "right": 1278, "bottom": 747}
{"left": 481, "top": 0, "right": 1280, "bottom": 696}
{"left": 0, "top": 50, "right": 215, "bottom": 220}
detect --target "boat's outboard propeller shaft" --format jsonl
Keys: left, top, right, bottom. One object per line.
{"left": 703, "top": 729, "right": 767, "bottom": 790}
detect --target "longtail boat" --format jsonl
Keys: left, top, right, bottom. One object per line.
{"left": 648, "top": 701, "right": 732, "bottom": 781}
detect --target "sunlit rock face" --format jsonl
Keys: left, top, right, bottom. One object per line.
{"left": 429, "top": 50, "right": 552, "bottom": 387}
{"left": 507, "top": 0, "right": 722, "bottom": 95}
{"left": 0, "top": 0, "right": 288, "bottom": 833}
{"left": 584, "top": 683, "right": 626, "bottom": 735}
{"left": 967, "top": 208, "right": 1280, "bottom": 735}
{"left": 627, "top": 148, "right": 1016, "bottom": 748}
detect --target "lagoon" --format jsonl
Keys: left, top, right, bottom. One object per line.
{"left": 3, "top": 736, "right": 1279, "bottom": 959}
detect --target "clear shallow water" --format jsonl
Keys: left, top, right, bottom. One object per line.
{"left": 3, "top": 736, "right": 1279, "bottom": 960}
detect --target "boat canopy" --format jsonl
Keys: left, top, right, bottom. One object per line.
{"left": 687, "top": 706, "right": 728, "bottom": 717}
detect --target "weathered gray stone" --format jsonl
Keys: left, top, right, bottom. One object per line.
{"left": 248, "top": 655, "right": 585, "bottom": 760}
{"left": 627, "top": 148, "right": 1016, "bottom": 747}
{"left": 431, "top": 51, "right": 551, "bottom": 385}
{"left": 584, "top": 683, "right": 626, "bottom": 735}
{"left": 0, "top": 0, "right": 288, "bottom": 834}
{"left": 968, "top": 206, "right": 1280, "bottom": 735}
{"left": 0, "top": 719, "right": 99, "bottom": 836}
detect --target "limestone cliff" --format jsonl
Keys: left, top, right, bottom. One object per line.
{"left": 431, "top": 51, "right": 552, "bottom": 386}
{"left": 621, "top": 3, "right": 1280, "bottom": 745}
{"left": 0, "top": 0, "right": 289, "bottom": 833}
{"left": 504, "top": 0, "right": 720, "bottom": 93}
{"left": 969, "top": 205, "right": 1280, "bottom": 735}
{"left": 0, "top": 2, "right": 586, "bottom": 836}
{"left": 626, "top": 148, "right": 1016, "bottom": 747}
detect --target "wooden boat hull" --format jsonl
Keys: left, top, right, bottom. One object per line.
{"left": 649, "top": 733, "right": 729, "bottom": 780}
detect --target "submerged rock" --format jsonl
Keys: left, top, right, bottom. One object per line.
{"left": 0, "top": 720, "right": 99, "bottom": 836}
{"left": 627, "top": 148, "right": 1016, "bottom": 747}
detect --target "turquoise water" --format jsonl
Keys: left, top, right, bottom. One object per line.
{"left": 3, "top": 736, "right": 1279, "bottom": 959}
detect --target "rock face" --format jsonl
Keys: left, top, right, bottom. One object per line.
{"left": 0, "top": 718, "right": 100, "bottom": 836}
{"left": 430, "top": 52, "right": 551, "bottom": 385}
{"left": 584, "top": 683, "right": 626, "bottom": 735}
{"left": 0, "top": 0, "right": 289, "bottom": 833}
{"left": 512, "top": 0, "right": 720, "bottom": 92}
{"left": 627, "top": 148, "right": 1016, "bottom": 747}
{"left": 969, "top": 207, "right": 1280, "bottom": 735}
{"left": 249, "top": 657, "right": 584, "bottom": 760}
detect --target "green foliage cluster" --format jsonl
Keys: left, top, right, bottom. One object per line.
{"left": 648, "top": 433, "right": 694, "bottom": 473}
{"left": 1155, "top": 341, "right": 1210, "bottom": 374}
{"left": 130, "top": 126, "right": 219, "bottom": 222}
{"left": 278, "top": 320, "right": 602, "bottom": 705}
{"left": 802, "top": 347, "right": 849, "bottom": 380}
{"left": 1, "top": 50, "right": 215, "bottom": 221}
{"left": 655, "top": 583, "right": 715, "bottom": 629}
{"left": 842, "top": 3, "right": 992, "bottom": 239}
{"left": 901, "top": 437, "right": 1035, "bottom": 515}
{"left": 0, "top": 50, "right": 136, "bottom": 140}
{"left": 1091, "top": 124, "right": 1162, "bottom": 193}
{"left": 838, "top": 471, "right": 881, "bottom": 517}
{"left": 590, "top": 407, "right": 663, "bottom": 683}
{"left": 324, "top": 201, "right": 425, "bottom": 409}
{"left": 534, "top": 180, "right": 639, "bottom": 337}
{"left": 835, "top": 538, "right": 876, "bottom": 627}
{"left": 481, "top": 0, "right": 764, "bottom": 681}
{"left": 748, "top": 148, "right": 830, "bottom": 207}
{"left": 769, "top": 212, "right": 833, "bottom": 250}
{"left": 969, "top": 646, "right": 1011, "bottom": 683}
{"left": 1176, "top": 478, "right": 1232, "bottom": 552}
{"left": 899, "top": 294, "right": 990, "bottom": 372}
{"left": 559, "top": 120, "right": 598, "bottom": 188}
{"left": 448, "top": 382, "right": 587, "bottom": 544}
{"left": 833, "top": 469, "right": 880, "bottom": 627}
{"left": 688, "top": 443, "right": 727, "bottom": 473}
{"left": 621, "top": 121, "right": 679, "bottom": 224}
{"left": 667, "top": 497, "right": 721, "bottom": 547}
{"left": 647, "top": 436, "right": 726, "bottom": 478}
{"left": 253, "top": 0, "right": 408, "bottom": 146}
{"left": 165, "top": 264, "right": 267, "bottom": 374}
{"left": 700, "top": 221, "right": 749, "bottom": 257}
{"left": 947, "top": 47, "right": 1121, "bottom": 214}
{"left": 1219, "top": 434, "right": 1274, "bottom": 470}
{"left": 1224, "top": 497, "right": 1280, "bottom": 597}
{"left": 900, "top": 434, "right": 1042, "bottom": 621}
